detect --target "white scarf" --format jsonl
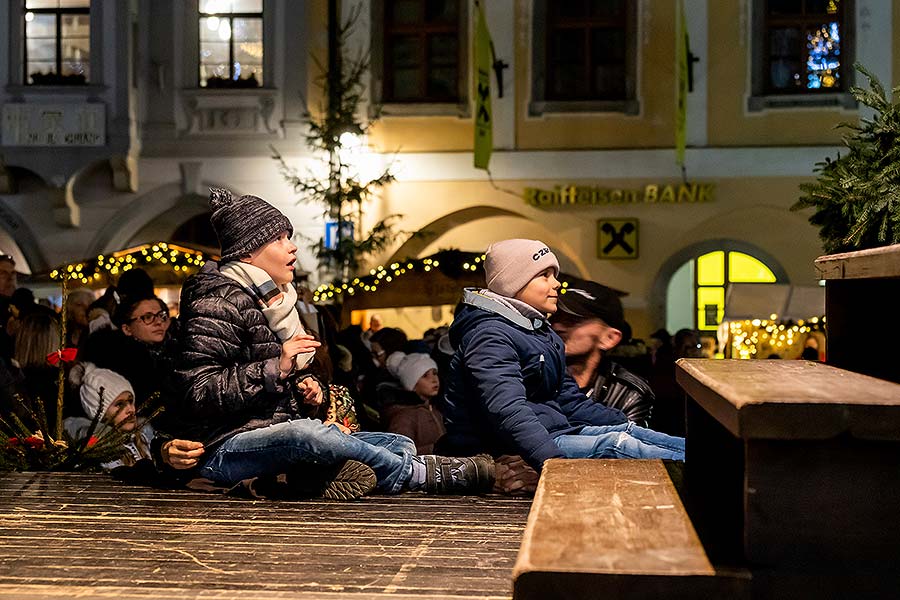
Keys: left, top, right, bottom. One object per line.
{"left": 220, "top": 261, "right": 315, "bottom": 370}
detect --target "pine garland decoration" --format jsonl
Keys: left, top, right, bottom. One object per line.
{"left": 793, "top": 63, "right": 900, "bottom": 253}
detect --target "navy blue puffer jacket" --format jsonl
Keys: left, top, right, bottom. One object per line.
{"left": 440, "top": 289, "right": 627, "bottom": 471}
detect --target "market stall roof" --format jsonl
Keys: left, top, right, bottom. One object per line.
{"left": 314, "top": 249, "right": 625, "bottom": 323}
{"left": 723, "top": 283, "right": 825, "bottom": 322}
{"left": 25, "top": 241, "right": 218, "bottom": 289}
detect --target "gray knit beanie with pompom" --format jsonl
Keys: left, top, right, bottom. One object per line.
{"left": 209, "top": 187, "right": 294, "bottom": 263}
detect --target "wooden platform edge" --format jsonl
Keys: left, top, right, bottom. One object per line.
{"left": 814, "top": 243, "right": 900, "bottom": 280}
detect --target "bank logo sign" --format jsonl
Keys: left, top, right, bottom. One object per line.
{"left": 597, "top": 219, "right": 639, "bottom": 259}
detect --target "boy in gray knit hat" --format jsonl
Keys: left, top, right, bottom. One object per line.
{"left": 166, "top": 188, "right": 493, "bottom": 499}
{"left": 439, "top": 238, "right": 683, "bottom": 493}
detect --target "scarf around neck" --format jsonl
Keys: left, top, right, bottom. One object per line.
{"left": 220, "top": 261, "right": 315, "bottom": 370}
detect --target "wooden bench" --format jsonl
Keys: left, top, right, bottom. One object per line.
{"left": 677, "top": 358, "right": 900, "bottom": 597}
{"left": 512, "top": 459, "right": 747, "bottom": 600}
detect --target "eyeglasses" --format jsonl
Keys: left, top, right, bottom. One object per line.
{"left": 130, "top": 310, "right": 169, "bottom": 325}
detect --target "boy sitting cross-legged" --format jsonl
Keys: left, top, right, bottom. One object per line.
{"left": 438, "top": 239, "right": 684, "bottom": 476}
{"left": 167, "top": 188, "right": 493, "bottom": 499}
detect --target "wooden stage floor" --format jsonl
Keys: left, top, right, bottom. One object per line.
{"left": 0, "top": 472, "right": 533, "bottom": 600}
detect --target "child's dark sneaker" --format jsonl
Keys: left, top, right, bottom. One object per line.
{"left": 420, "top": 454, "right": 495, "bottom": 494}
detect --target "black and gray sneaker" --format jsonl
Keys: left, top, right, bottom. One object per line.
{"left": 287, "top": 459, "right": 377, "bottom": 500}
{"left": 421, "top": 454, "right": 495, "bottom": 495}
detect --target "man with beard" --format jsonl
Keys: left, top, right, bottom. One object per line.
{"left": 550, "top": 281, "right": 654, "bottom": 425}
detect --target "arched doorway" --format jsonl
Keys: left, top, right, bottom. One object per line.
{"left": 653, "top": 240, "right": 788, "bottom": 335}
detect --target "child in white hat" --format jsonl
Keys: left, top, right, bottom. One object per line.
{"left": 382, "top": 352, "right": 446, "bottom": 454}
{"left": 64, "top": 362, "right": 154, "bottom": 471}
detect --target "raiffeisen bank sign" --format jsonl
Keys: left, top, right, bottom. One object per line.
{"left": 524, "top": 183, "right": 715, "bottom": 208}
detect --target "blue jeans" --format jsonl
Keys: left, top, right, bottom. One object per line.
{"left": 199, "top": 419, "right": 417, "bottom": 494}
{"left": 554, "top": 422, "right": 685, "bottom": 460}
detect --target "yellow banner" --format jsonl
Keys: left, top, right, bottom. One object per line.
{"left": 474, "top": 1, "right": 492, "bottom": 170}
{"left": 675, "top": 0, "right": 688, "bottom": 166}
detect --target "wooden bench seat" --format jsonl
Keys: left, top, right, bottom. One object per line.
{"left": 512, "top": 459, "right": 747, "bottom": 600}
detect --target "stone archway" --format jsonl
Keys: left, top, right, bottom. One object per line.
{"left": 87, "top": 183, "right": 216, "bottom": 255}
{"left": 386, "top": 205, "right": 592, "bottom": 279}
{"left": 648, "top": 239, "right": 790, "bottom": 332}
{"left": 0, "top": 199, "right": 49, "bottom": 274}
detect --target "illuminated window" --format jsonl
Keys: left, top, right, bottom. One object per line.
{"left": 199, "top": 0, "right": 263, "bottom": 88}
{"left": 762, "top": 0, "right": 847, "bottom": 94}
{"left": 23, "top": 0, "right": 91, "bottom": 85}
{"left": 695, "top": 251, "right": 777, "bottom": 331}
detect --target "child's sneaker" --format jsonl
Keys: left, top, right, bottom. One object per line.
{"left": 420, "top": 454, "right": 495, "bottom": 495}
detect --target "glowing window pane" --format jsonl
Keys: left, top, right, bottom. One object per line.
{"left": 728, "top": 252, "right": 777, "bottom": 283}
{"left": 697, "top": 287, "right": 725, "bottom": 330}
{"left": 697, "top": 251, "right": 725, "bottom": 286}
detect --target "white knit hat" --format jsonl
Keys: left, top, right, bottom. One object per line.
{"left": 386, "top": 352, "right": 438, "bottom": 391}
{"left": 484, "top": 239, "right": 560, "bottom": 297}
{"left": 70, "top": 362, "right": 134, "bottom": 420}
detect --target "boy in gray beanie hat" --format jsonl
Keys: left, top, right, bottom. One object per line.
{"left": 166, "top": 188, "right": 493, "bottom": 500}
{"left": 484, "top": 239, "right": 559, "bottom": 297}
{"left": 209, "top": 188, "right": 294, "bottom": 263}
{"left": 439, "top": 238, "right": 683, "bottom": 491}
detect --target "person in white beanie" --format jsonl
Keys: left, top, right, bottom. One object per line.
{"left": 64, "top": 362, "right": 155, "bottom": 471}
{"left": 439, "top": 239, "right": 684, "bottom": 481}
{"left": 380, "top": 352, "right": 446, "bottom": 454}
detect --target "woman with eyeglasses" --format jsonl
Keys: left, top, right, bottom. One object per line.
{"left": 120, "top": 297, "right": 172, "bottom": 344}
{"left": 79, "top": 295, "right": 178, "bottom": 412}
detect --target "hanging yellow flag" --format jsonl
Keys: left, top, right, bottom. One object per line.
{"left": 675, "top": 0, "right": 688, "bottom": 166}
{"left": 474, "top": 1, "right": 492, "bottom": 170}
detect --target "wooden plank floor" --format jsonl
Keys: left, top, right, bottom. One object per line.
{"left": 0, "top": 472, "right": 532, "bottom": 600}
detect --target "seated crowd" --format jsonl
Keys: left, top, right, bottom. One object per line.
{"left": 1, "top": 190, "right": 701, "bottom": 499}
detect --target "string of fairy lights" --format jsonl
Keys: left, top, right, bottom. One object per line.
{"left": 312, "top": 252, "right": 573, "bottom": 303}
{"left": 728, "top": 316, "right": 825, "bottom": 359}
{"left": 49, "top": 242, "right": 211, "bottom": 286}
{"left": 46, "top": 244, "right": 822, "bottom": 361}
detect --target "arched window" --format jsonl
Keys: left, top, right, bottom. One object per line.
{"left": 667, "top": 250, "right": 778, "bottom": 333}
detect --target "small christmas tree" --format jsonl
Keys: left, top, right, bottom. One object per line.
{"left": 793, "top": 63, "right": 900, "bottom": 253}
{"left": 272, "top": 4, "right": 405, "bottom": 281}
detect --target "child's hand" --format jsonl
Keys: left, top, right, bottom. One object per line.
{"left": 296, "top": 377, "right": 324, "bottom": 406}
{"left": 162, "top": 439, "right": 205, "bottom": 470}
{"left": 493, "top": 454, "right": 539, "bottom": 495}
{"left": 324, "top": 419, "right": 351, "bottom": 434}
{"left": 279, "top": 334, "right": 321, "bottom": 377}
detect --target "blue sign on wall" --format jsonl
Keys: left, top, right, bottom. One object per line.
{"left": 324, "top": 221, "right": 355, "bottom": 249}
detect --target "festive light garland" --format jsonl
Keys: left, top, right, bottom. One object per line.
{"left": 728, "top": 316, "right": 826, "bottom": 360}
{"left": 312, "top": 250, "right": 573, "bottom": 303}
{"left": 49, "top": 242, "right": 215, "bottom": 286}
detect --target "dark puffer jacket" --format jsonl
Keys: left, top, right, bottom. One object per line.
{"left": 170, "top": 261, "right": 317, "bottom": 449}
{"left": 440, "top": 289, "right": 627, "bottom": 471}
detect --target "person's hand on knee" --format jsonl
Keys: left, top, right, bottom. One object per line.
{"left": 493, "top": 454, "right": 539, "bottom": 495}
{"left": 323, "top": 419, "right": 352, "bottom": 434}
{"left": 162, "top": 439, "right": 205, "bottom": 469}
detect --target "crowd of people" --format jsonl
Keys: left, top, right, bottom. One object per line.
{"left": 1, "top": 188, "right": 739, "bottom": 500}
